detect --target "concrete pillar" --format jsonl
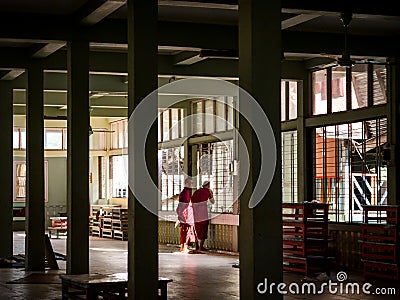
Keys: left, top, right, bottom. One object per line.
{"left": 25, "top": 61, "right": 45, "bottom": 271}
{"left": 388, "top": 59, "right": 399, "bottom": 205}
{"left": 297, "top": 71, "right": 312, "bottom": 202}
{"left": 0, "top": 81, "right": 13, "bottom": 258}
{"left": 127, "top": 0, "right": 158, "bottom": 299}
{"left": 239, "top": 0, "right": 283, "bottom": 299}
{"left": 67, "top": 40, "right": 90, "bottom": 274}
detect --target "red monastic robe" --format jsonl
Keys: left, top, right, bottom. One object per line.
{"left": 191, "top": 187, "right": 212, "bottom": 240}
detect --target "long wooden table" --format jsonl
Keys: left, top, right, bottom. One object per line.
{"left": 60, "top": 273, "right": 172, "bottom": 300}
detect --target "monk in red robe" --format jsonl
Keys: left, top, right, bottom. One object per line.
{"left": 191, "top": 181, "right": 215, "bottom": 252}
{"left": 176, "top": 177, "right": 197, "bottom": 253}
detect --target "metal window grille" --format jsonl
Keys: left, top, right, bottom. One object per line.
{"left": 282, "top": 131, "right": 298, "bottom": 202}
{"left": 313, "top": 118, "right": 387, "bottom": 222}
{"left": 159, "top": 146, "right": 184, "bottom": 211}
{"left": 198, "top": 140, "right": 234, "bottom": 213}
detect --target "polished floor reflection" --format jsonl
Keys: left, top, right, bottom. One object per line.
{"left": 1, "top": 232, "right": 399, "bottom": 299}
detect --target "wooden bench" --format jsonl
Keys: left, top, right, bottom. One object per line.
{"left": 48, "top": 227, "right": 67, "bottom": 239}
{"left": 60, "top": 273, "right": 172, "bottom": 300}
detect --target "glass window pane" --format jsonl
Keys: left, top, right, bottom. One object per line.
{"left": 332, "top": 66, "right": 347, "bottom": 112}
{"left": 281, "top": 81, "right": 286, "bottom": 121}
{"left": 312, "top": 70, "right": 327, "bottom": 115}
{"left": 44, "top": 129, "right": 63, "bottom": 150}
{"left": 63, "top": 129, "right": 67, "bottom": 149}
{"left": 170, "top": 109, "right": 179, "bottom": 140}
{"left": 118, "top": 121, "right": 124, "bottom": 148}
{"left": 90, "top": 131, "right": 106, "bottom": 150}
{"left": 179, "top": 109, "right": 185, "bottom": 138}
{"left": 111, "top": 155, "right": 128, "bottom": 197}
{"left": 193, "top": 101, "right": 203, "bottom": 134}
{"left": 288, "top": 81, "right": 298, "bottom": 119}
{"left": 351, "top": 64, "right": 368, "bottom": 109}
{"left": 281, "top": 131, "right": 297, "bottom": 202}
{"left": 13, "top": 128, "right": 20, "bottom": 149}
{"left": 123, "top": 119, "right": 128, "bottom": 148}
{"left": 227, "top": 97, "right": 234, "bottom": 130}
{"left": 158, "top": 110, "right": 162, "bottom": 142}
{"left": 162, "top": 110, "right": 170, "bottom": 141}
{"left": 204, "top": 100, "right": 214, "bottom": 134}
{"left": 111, "top": 122, "right": 118, "bottom": 149}
{"left": 20, "top": 128, "right": 26, "bottom": 149}
{"left": 215, "top": 99, "right": 226, "bottom": 132}
{"left": 373, "top": 65, "right": 387, "bottom": 105}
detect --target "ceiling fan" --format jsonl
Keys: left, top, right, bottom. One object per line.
{"left": 322, "top": 12, "right": 389, "bottom": 68}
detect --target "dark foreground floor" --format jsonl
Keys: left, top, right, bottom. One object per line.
{"left": 0, "top": 232, "right": 399, "bottom": 299}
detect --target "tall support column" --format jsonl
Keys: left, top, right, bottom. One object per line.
{"left": 127, "top": 0, "right": 158, "bottom": 299}
{"left": 67, "top": 40, "right": 90, "bottom": 274}
{"left": 239, "top": 0, "right": 283, "bottom": 299}
{"left": 297, "top": 71, "right": 312, "bottom": 202}
{"left": 0, "top": 81, "right": 13, "bottom": 258}
{"left": 388, "top": 59, "right": 400, "bottom": 205}
{"left": 183, "top": 102, "right": 195, "bottom": 179}
{"left": 25, "top": 61, "right": 45, "bottom": 271}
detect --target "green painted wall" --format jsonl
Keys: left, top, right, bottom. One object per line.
{"left": 13, "top": 156, "right": 67, "bottom": 229}
{"left": 46, "top": 157, "right": 67, "bottom": 207}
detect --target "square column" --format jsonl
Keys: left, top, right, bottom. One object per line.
{"left": 25, "top": 61, "right": 45, "bottom": 271}
{"left": 388, "top": 59, "right": 400, "bottom": 205}
{"left": 296, "top": 71, "right": 313, "bottom": 202}
{"left": 67, "top": 40, "right": 90, "bottom": 274}
{"left": 0, "top": 81, "right": 13, "bottom": 258}
{"left": 239, "top": 0, "right": 283, "bottom": 298}
{"left": 127, "top": 0, "right": 159, "bottom": 299}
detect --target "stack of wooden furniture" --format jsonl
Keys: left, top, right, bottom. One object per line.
{"left": 89, "top": 205, "right": 128, "bottom": 241}
{"left": 90, "top": 206, "right": 115, "bottom": 238}
{"left": 361, "top": 205, "right": 399, "bottom": 281}
{"left": 282, "top": 202, "right": 331, "bottom": 276}
{"left": 112, "top": 208, "right": 129, "bottom": 241}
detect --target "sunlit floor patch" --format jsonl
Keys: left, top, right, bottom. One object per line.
{"left": 89, "top": 248, "right": 127, "bottom": 252}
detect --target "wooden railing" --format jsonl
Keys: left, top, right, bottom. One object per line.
{"left": 158, "top": 220, "right": 237, "bottom": 252}
{"left": 158, "top": 219, "right": 363, "bottom": 270}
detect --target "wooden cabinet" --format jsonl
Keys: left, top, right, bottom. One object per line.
{"left": 361, "top": 205, "right": 399, "bottom": 281}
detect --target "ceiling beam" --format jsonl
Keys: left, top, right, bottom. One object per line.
{"left": 169, "top": 0, "right": 400, "bottom": 16}
{"left": 158, "top": 0, "right": 400, "bottom": 16}
{"left": 158, "top": 0, "right": 237, "bottom": 10}
{"left": 78, "top": 0, "right": 127, "bottom": 26}
{"left": 1, "top": 69, "right": 25, "bottom": 80}
{"left": 282, "top": 14, "right": 321, "bottom": 29}
{"left": 173, "top": 51, "right": 207, "bottom": 65}
{"left": 30, "top": 42, "right": 66, "bottom": 58}
{"left": 0, "top": 17, "right": 398, "bottom": 57}
{"left": 281, "top": 0, "right": 400, "bottom": 17}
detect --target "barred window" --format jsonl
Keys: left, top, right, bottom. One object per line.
{"left": 282, "top": 131, "right": 297, "bottom": 202}
{"left": 197, "top": 140, "right": 234, "bottom": 213}
{"left": 313, "top": 118, "right": 387, "bottom": 222}
{"left": 159, "top": 146, "right": 185, "bottom": 211}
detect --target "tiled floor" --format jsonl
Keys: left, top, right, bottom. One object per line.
{"left": 0, "top": 232, "right": 399, "bottom": 299}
